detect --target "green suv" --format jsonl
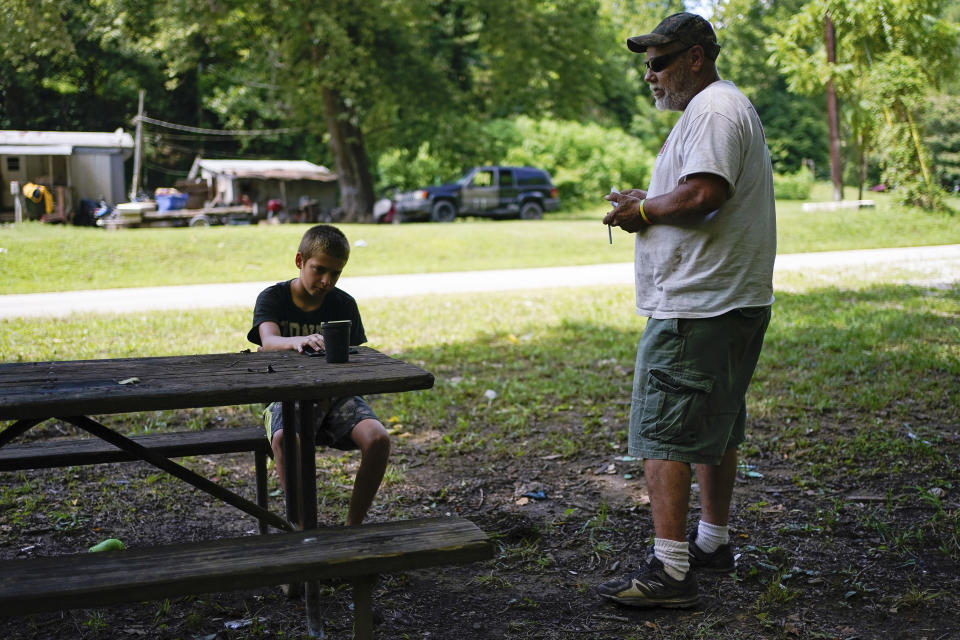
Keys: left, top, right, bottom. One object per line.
{"left": 393, "top": 166, "right": 561, "bottom": 222}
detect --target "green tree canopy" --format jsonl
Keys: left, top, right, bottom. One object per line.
{"left": 712, "top": 0, "right": 828, "bottom": 174}
{"left": 769, "top": 0, "right": 959, "bottom": 208}
{"left": 154, "top": 0, "right": 635, "bottom": 219}
{"left": 4, "top": 0, "right": 958, "bottom": 214}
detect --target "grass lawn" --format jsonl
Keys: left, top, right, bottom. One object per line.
{"left": 1, "top": 274, "right": 958, "bottom": 638}
{"left": 3, "top": 275, "right": 957, "bottom": 522}
{"left": 1, "top": 184, "right": 958, "bottom": 295}
{"left": 1, "top": 181, "right": 958, "bottom": 638}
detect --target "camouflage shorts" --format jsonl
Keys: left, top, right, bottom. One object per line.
{"left": 265, "top": 396, "right": 378, "bottom": 451}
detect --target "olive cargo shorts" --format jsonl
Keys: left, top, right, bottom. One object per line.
{"left": 628, "top": 307, "right": 771, "bottom": 465}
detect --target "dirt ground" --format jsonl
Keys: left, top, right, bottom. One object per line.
{"left": 1, "top": 398, "right": 958, "bottom": 640}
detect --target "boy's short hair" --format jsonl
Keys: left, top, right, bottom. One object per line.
{"left": 298, "top": 224, "right": 350, "bottom": 261}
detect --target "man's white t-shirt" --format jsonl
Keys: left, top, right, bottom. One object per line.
{"left": 634, "top": 80, "right": 776, "bottom": 319}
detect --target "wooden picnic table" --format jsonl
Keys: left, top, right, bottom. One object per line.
{"left": 0, "top": 347, "right": 435, "bottom": 635}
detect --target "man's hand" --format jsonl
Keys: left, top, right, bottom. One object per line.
{"left": 602, "top": 174, "right": 730, "bottom": 232}
{"left": 603, "top": 188, "right": 649, "bottom": 233}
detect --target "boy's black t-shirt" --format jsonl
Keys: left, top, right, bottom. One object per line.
{"left": 247, "top": 280, "right": 367, "bottom": 347}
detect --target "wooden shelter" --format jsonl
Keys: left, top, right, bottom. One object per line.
{"left": 187, "top": 158, "right": 338, "bottom": 220}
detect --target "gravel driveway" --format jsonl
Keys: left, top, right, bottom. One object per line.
{"left": 2, "top": 244, "right": 958, "bottom": 319}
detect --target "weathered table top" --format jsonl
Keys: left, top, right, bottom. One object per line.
{"left": 0, "top": 348, "right": 434, "bottom": 420}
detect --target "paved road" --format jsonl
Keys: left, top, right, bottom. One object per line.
{"left": 2, "top": 245, "right": 958, "bottom": 319}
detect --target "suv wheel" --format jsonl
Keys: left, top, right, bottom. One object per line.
{"left": 431, "top": 200, "right": 457, "bottom": 223}
{"left": 519, "top": 201, "right": 543, "bottom": 220}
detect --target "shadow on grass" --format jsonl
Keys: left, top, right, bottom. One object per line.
{"left": 376, "top": 282, "right": 958, "bottom": 483}
{"left": 0, "top": 283, "right": 957, "bottom": 639}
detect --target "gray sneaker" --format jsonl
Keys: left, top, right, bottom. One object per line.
{"left": 688, "top": 532, "right": 735, "bottom": 573}
{"left": 596, "top": 556, "right": 699, "bottom": 608}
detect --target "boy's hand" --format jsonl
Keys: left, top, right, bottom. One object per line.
{"left": 296, "top": 334, "right": 325, "bottom": 353}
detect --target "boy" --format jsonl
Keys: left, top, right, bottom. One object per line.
{"left": 247, "top": 224, "right": 390, "bottom": 526}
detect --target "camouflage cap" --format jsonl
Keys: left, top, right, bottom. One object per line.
{"left": 627, "top": 12, "right": 721, "bottom": 59}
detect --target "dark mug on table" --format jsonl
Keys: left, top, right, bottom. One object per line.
{"left": 321, "top": 320, "right": 351, "bottom": 363}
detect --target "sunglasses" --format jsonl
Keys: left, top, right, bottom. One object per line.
{"left": 644, "top": 45, "right": 694, "bottom": 73}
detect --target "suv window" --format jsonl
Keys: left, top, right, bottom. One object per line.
{"left": 516, "top": 169, "right": 548, "bottom": 186}
{"left": 499, "top": 169, "right": 514, "bottom": 187}
{"left": 471, "top": 170, "right": 494, "bottom": 187}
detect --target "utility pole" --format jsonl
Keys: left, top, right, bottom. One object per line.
{"left": 130, "top": 89, "right": 144, "bottom": 201}
{"left": 825, "top": 16, "right": 843, "bottom": 202}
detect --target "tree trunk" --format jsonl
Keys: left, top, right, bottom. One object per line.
{"left": 825, "top": 16, "right": 843, "bottom": 202}
{"left": 321, "top": 86, "right": 374, "bottom": 222}
{"left": 857, "top": 131, "right": 865, "bottom": 201}
{"left": 904, "top": 108, "right": 932, "bottom": 188}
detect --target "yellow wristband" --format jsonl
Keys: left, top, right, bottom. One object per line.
{"left": 639, "top": 199, "right": 651, "bottom": 225}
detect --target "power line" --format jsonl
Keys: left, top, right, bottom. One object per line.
{"left": 137, "top": 115, "right": 300, "bottom": 137}
{"left": 144, "top": 134, "right": 291, "bottom": 161}
{"left": 143, "top": 161, "right": 192, "bottom": 177}
{"left": 145, "top": 131, "right": 266, "bottom": 143}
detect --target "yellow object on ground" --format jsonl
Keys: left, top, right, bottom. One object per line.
{"left": 22, "top": 182, "right": 54, "bottom": 214}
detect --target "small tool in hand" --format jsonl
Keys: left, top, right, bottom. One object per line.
{"left": 608, "top": 187, "right": 619, "bottom": 244}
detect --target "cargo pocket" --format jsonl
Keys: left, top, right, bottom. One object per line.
{"left": 638, "top": 368, "right": 714, "bottom": 445}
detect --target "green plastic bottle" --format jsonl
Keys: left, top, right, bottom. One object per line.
{"left": 88, "top": 538, "right": 125, "bottom": 552}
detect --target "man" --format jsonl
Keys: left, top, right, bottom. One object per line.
{"left": 597, "top": 12, "right": 776, "bottom": 608}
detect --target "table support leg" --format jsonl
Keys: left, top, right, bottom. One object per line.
{"left": 280, "top": 402, "right": 304, "bottom": 599}
{"left": 353, "top": 575, "right": 376, "bottom": 640}
{"left": 0, "top": 418, "right": 45, "bottom": 449}
{"left": 254, "top": 448, "right": 268, "bottom": 535}
{"left": 298, "top": 401, "right": 325, "bottom": 637}
{"left": 281, "top": 401, "right": 301, "bottom": 528}
{"left": 299, "top": 400, "right": 317, "bottom": 529}
{"left": 304, "top": 582, "right": 325, "bottom": 638}
{"left": 60, "top": 415, "right": 290, "bottom": 530}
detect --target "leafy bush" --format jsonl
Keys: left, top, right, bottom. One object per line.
{"left": 502, "top": 117, "right": 652, "bottom": 208}
{"left": 376, "top": 142, "right": 461, "bottom": 193}
{"left": 924, "top": 94, "right": 960, "bottom": 192}
{"left": 374, "top": 117, "right": 652, "bottom": 209}
{"left": 773, "top": 169, "right": 814, "bottom": 200}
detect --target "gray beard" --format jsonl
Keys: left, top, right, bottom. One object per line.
{"left": 655, "top": 84, "right": 697, "bottom": 111}
{"left": 653, "top": 65, "right": 698, "bottom": 111}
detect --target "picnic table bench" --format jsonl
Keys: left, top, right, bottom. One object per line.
{"left": 0, "top": 426, "right": 267, "bottom": 471}
{"left": 0, "top": 517, "right": 493, "bottom": 639}
{"left": 0, "top": 426, "right": 273, "bottom": 533}
{"left": 0, "top": 348, "right": 486, "bottom": 638}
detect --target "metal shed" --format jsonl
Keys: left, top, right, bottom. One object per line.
{"left": 0, "top": 129, "right": 134, "bottom": 218}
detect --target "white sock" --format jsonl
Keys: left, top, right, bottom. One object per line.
{"left": 653, "top": 537, "right": 690, "bottom": 581}
{"left": 695, "top": 519, "right": 729, "bottom": 554}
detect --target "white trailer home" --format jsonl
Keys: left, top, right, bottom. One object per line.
{"left": 0, "top": 129, "right": 134, "bottom": 221}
